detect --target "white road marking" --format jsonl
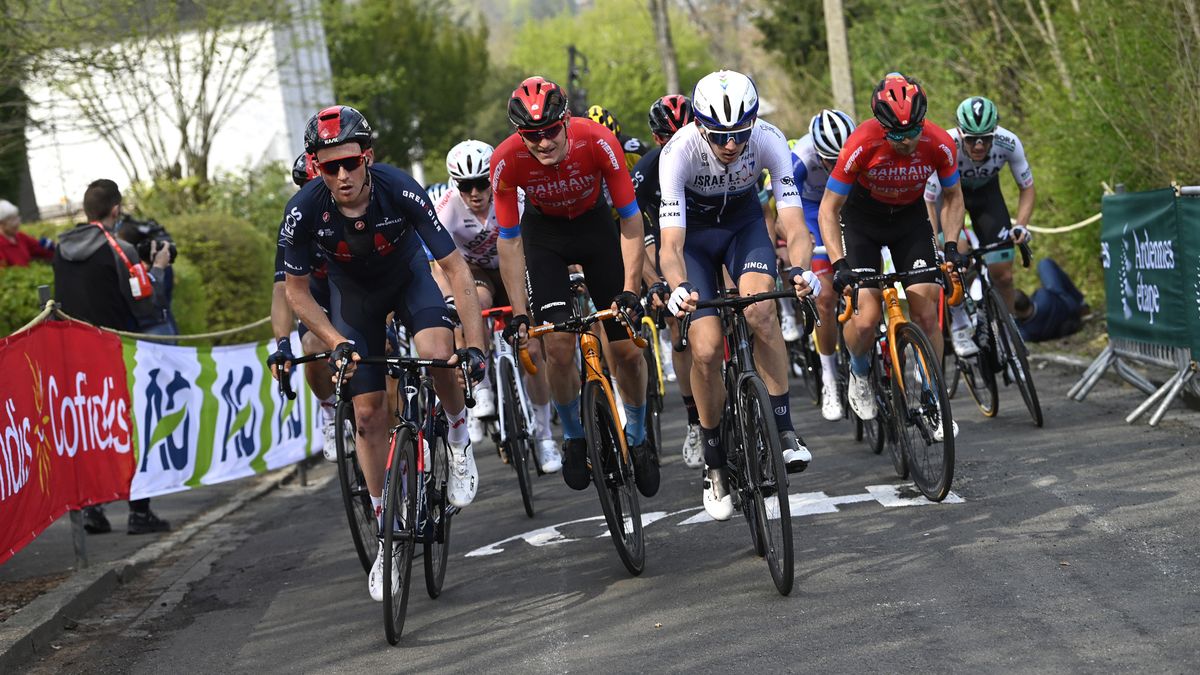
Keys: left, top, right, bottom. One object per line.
{"left": 465, "top": 484, "right": 964, "bottom": 558}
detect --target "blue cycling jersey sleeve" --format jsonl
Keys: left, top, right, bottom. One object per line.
{"left": 280, "top": 187, "right": 313, "bottom": 276}
{"left": 388, "top": 166, "right": 457, "bottom": 261}
{"left": 793, "top": 155, "right": 809, "bottom": 187}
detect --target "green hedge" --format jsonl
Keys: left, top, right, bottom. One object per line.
{"left": 0, "top": 263, "right": 55, "bottom": 336}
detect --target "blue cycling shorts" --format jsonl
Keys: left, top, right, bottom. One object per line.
{"left": 682, "top": 199, "right": 776, "bottom": 319}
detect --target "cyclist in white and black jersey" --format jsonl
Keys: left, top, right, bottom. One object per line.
{"left": 436, "top": 140, "right": 561, "bottom": 474}
{"left": 924, "top": 96, "right": 1035, "bottom": 357}
{"left": 659, "top": 70, "right": 820, "bottom": 520}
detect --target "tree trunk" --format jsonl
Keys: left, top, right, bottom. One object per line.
{"left": 648, "top": 0, "right": 680, "bottom": 94}
{"left": 822, "top": 0, "right": 855, "bottom": 113}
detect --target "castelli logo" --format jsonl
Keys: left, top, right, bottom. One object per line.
{"left": 354, "top": 220, "right": 365, "bottom": 231}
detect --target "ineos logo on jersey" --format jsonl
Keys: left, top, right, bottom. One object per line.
{"left": 280, "top": 206, "right": 302, "bottom": 242}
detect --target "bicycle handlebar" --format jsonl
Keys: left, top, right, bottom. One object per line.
{"left": 960, "top": 238, "right": 1033, "bottom": 269}
{"left": 274, "top": 350, "right": 475, "bottom": 408}
{"left": 673, "top": 289, "right": 818, "bottom": 352}
{"left": 837, "top": 262, "right": 962, "bottom": 323}
{"left": 518, "top": 306, "right": 647, "bottom": 374}
{"left": 274, "top": 351, "right": 331, "bottom": 400}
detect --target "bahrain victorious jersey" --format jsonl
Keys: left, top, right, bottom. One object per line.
{"left": 826, "top": 118, "right": 959, "bottom": 207}
{"left": 491, "top": 117, "right": 639, "bottom": 238}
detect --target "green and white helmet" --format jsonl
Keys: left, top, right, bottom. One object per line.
{"left": 956, "top": 96, "right": 998, "bottom": 135}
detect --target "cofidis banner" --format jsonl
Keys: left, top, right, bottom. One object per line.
{"left": 1, "top": 321, "right": 134, "bottom": 564}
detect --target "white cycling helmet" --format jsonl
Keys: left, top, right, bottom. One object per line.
{"left": 692, "top": 70, "right": 759, "bottom": 129}
{"left": 425, "top": 182, "right": 450, "bottom": 204}
{"left": 809, "top": 109, "right": 856, "bottom": 160}
{"left": 446, "top": 139, "right": 494, "bottom": 181}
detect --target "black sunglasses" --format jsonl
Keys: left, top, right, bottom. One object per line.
{"left": 963, "top": 134, "right": 994, "bottom": 147}
{"left": 456, "top": 177, "right": 490, "bottom": 193}
{"left": 317, "top": 153, "right": 366, "bottom": 176}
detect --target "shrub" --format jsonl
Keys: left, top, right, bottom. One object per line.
{"left": 0, "top": 263, "right": 55, "bottom": 337}
{"left": 160, "top": 211, "right": 274, "bottom": 345}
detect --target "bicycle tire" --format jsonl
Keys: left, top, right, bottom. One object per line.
{"left": 383, "top": 425, "right": 417, "bottom": 645}
{"left": 941, "top": 315, "right": 961, "bottom": 399}
{"left": 892, "top": 323, "right": 955, "bottom": 502}
{"left": 960, "top": 352, "right": 998, "bottom": 418}
{"left": 874, "top": 345, "right": 907, "bottom": 474}
{"left": 643, "top": 341, "right": 663, "bottom": 461}
{"left": 424, "top": 429, "right": 452, "bottom": 598}
{"left": 738, "top": 375, "right": 793, "bottom": 596}
{"left": 334, "top": 401, "right": 376, "bottom": 573}
{"left": 986, "top": 287, "right": 1044, "bottom": 427}
{"left": 582, "top": 379, "right": 645, "bottom": 576}
{"left": 500, "top": 358, "right": 535, "bottom": 518}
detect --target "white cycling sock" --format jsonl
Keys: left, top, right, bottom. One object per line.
{"left": 949, "top": 303, "right": 972, "bottom": 332}
{"left": 319, "top": 396, "right": 336, "bottom": 425}
{"left": 446, "top": 407, "right": 469, "bottom": 446}
{"left": 370, "top": 494, "right": 383, "bottom": 530}
{"left": 533, "top": 401, "right": 553, "bottom": 440}
{"left": 778, "top": 299, "right": 796, "bottom": 319}
{"left": 820, "top": 353, "right": 838, "bottom": 388}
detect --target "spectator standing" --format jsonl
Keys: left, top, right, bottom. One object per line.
{"left": 0, "top": 199, "right": 54, "bottom": 267}
{"left": 52, "top": 179, "right": 172, "bottom": 534}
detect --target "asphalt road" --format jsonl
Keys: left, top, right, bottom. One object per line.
{"left": 20, "top": 362, "right": 1200, "bottom": 673}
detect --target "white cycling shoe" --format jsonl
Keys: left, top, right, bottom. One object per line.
{"left": 951, "top": 326, "right": 980, "bottom": 358}
{"left": 448, "top": 440, "right": 478, "bottom": 507}
{"left": 535, "top": 438, "right": 562, "bottom": 473}
{"left": 703, "top": 467, "right": 734, "bottom": 521}
{"left": 933, "top": 418, "right": 960, "bottom": 441}
{"left": 820, "top": 381, "right": 843, "bottom": 421}
{"left": 321, "top": 417, "right": 339, "bottom": 462}
{"left": 467, "top": 415, "right": 486, "bottom": 445}
{"left": 681, "top": 424, "right": 704, "bottom": 469}
{"left": 780, "top": 313, "right": 801, "bottom": 342}
{"left": 848, "top": 371, "right": 878, "bottom": 420}
{"left": 472, "top": 387, "right": 496, "bottom": 418}
{"left": 368, "top": 539, "right": 399, "bottom": 602}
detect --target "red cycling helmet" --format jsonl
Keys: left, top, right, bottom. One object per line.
{"left": 648, "top": 94, "right": 694, "bottom": 139}
{"left": 871, "top": 74, "right": 927, "bottom": 132}
{"left": 305, "top": 105, "right": 373, "bottom": 154}
{"left": 292, "top": 153, "right": 317, "bottom": 187}
{"left": 508, "top": 76, "right": 569, "bottom": 129}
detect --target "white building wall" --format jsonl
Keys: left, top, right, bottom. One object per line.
{"left": 24, "top": 6, "right": 333, "bottom": 217}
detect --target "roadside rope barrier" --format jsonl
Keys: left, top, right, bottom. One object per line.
{"left": 10, "top": 303, "right": 271, "bottom": 342}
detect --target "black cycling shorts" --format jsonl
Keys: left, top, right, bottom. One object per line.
{"left": 840, "top": 185, "right": 942, "bottom": 285}
{"left": 963, "top": 177, "right": 1014, "bottom": 257}
{"left": 522, "top": 201, "right": 631, "bottom": 343}
{"left": 327, "top": 238, "right": 454, "bottom": 396}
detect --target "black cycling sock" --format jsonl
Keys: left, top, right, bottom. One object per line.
{"left": 700, "top": 424, "right": 724, "bottom": 469}
{"left": 682, "top": 395, "right": 699, "bottom": 425}
{"left": 769, "top": 393, "right": 794, "bottom": 433}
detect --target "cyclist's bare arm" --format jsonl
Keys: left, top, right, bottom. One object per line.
{"left": 817, "top": 190, "right": 849, "bottom": 263}
{"left": 497, "top": 236, "right": 529, "bottom": 317}
{"left": 1014, "top": 184, "right": 1036, "bottom": 242}
{"left": 618, "top": 212, "right": 646, "bottom": 295}
{"left": 285, "top": 273, "right": 348, "bottom": 350}
{"left": 776, "top": 205, "right": 814, "bottom": 271}
{"left": 435, "top": 249, "right": 485, "bottom": 351}
{"left": 938, "top": 182, "right": 967, "bottom": 250}
{"left": 270, "top": 281, "right": 295, "bottom": 342}
{"left": 429, "top": 259, "right": 452, "bottom": 297}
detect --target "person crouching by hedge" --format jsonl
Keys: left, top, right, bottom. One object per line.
{"left": 0, "top": 199, "right": 54, "bottom": 267}
{"left": 53, "top": 178, "right": 172, "bottom": 535}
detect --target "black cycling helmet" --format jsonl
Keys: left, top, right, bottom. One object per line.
{"left": 648, "top": 94, "right": 694, "bottom": 139}
{"left": 292, "top": 153, "right": 315, "bottom": 187}
{"left": 305, "top": 105, "right": 373, "bottom": 154}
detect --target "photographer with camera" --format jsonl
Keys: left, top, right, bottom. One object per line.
{"left": 115, "top": 213, "right": 178, "bottom": 336}
{"left": 53, "top": 178, "right": 172, "bottom": 534}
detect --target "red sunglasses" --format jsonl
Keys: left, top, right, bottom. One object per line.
{"left": 316, "top": 153, "right": 367, "bottom": 176}
{"left": 517, "top": 121, "right": 565, "bottom": 143}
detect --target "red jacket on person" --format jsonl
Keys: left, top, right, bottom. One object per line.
{"left": 0, "top": 230, "right": 54, "bottom": 267}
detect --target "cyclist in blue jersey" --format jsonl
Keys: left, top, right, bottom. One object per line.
{"left": 280, "top": 106, "right": 486, "bottom": 603}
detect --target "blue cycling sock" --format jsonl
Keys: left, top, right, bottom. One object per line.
{"left": 554, "top": 397, "right": 585, "bottom": 440}
{"left": 850, "top": 351, "right": 872, "bottom": 377}
{"left": 623, "top": 402, "right": 647, "bottom": 446}
{"left": 769, "top": 393, "right": 794, "bottom": 432}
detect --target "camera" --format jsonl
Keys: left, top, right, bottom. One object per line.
{"left": 117, "top": 214, "right": 177, "bottom": 264}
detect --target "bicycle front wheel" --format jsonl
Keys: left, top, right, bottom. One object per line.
{"left": 643, "top": 338, "right": 663, "bottom": 462}
{"left": 892, "top": 323, "right": 955, "bottom": 502}
{"left": 383, "top": 425, "right": 417, "bottom": 645}
{"left": 582, "top": 379, "right": 645, "bottom": 576}
{"left": 986, "top": 287, "right": 1044, "bottom": 427}
{"left": 424, "top": 428, "right": 453, "bottom": 599}
{"left": 499, "top": 358, "right": 535, "bottom": 518}
{"left": 738, "top": 375, "right": 793, "bottom": 596}
{"left": 334, "top": 401, "right": 376, "bottom": 573}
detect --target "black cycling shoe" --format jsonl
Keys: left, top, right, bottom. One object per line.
{"left": 127, "top": 509, "right": 171, "bottom": 535}
{"left": 561, "top": 438, "right": 591, "bottom": 490}
{"left": 82, "top": 505, "right": 111, "bottom": 534}
{"left": 629, "top": 441, "right": 660, "bottom": 498}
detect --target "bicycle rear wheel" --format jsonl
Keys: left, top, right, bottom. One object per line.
{"left": 738, "top": 375, "right": 793, "bottom": 596}
{"left": 499, "top": 358, "right": 535, "bottom": 518}
{"left": 986, "top": 287, "right": 1044, "bottom": 427}
{"left": 643, "top": 338, "right": 663, "bottom": 461}
{"left": 582, "top": 379, "right": 645, "bottom": 576}
{"left": 383, "top": 425, "right": 417, "bottom": 645}
{"left": 960, "top": 351, "right": 998, "bottom": 418}
{"left": 892, "top": 323, "right": 955, "bottom": 502}
{"left": 874, "top": 346, "right": 906, "bottom": 473}
{"left": 335, "top": 401, "right": 376, "bottom": 573}
{"left": 424, "top": 428, "right": 453, "bottom": 598}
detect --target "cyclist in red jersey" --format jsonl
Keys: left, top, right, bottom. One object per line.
{"left": 818, "top": 73, "right": 966, "bottom": 438}
{"left": 492, "top": 76, "right": 657, "bottom": 497}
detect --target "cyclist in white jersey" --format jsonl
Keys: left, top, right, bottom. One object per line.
{"left": 437, "top": 140, "right": 561, "bottom": 473}
{"left": 924, "top": 96, "right": 1035, "bottom": 357}
{"left": 659, "top": 70, "right": 820, "bottom": 521}
{"left": 788, "top": 109, "right": 856, "bottom": 420}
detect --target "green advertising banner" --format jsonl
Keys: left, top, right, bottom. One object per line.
{"left": 1100, "top": 188, "right": 1190, "bottom": 349}
{"left": 1175, "top": 195, "right": 1200, "bottom": 360}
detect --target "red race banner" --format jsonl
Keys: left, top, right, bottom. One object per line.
{"left": 1, "top": 321, "right": 135, "bottom": 565}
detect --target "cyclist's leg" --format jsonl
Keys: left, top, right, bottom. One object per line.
{"left": 884, "top": 211, "right": 946, "bottom": 360}
{"left": 970, "top": 179, "right": 1018, "bottom": 310}
{"left": 681, "top": 226, "right": 731, "bottom": 465}
{"left": 839, "top": 205, "right": 885, "bottom": 420}
{"left": 724, "top": 214, "right": 789, "bottom": 413}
